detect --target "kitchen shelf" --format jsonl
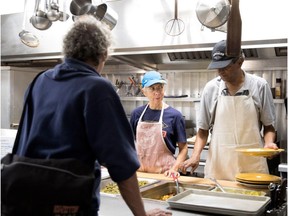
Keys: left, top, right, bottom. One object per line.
{"left": 120, "top": 97, "right": 283, "bottom": 103}
{"left": 120, "top": 97, "right": 201, "bottom": 102}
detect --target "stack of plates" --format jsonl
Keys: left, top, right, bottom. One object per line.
{"left": 235, "top": 148, "right": 284, "bottom": 157}
{"left": 235, "top": 173, "right": 281, "bottom": 188}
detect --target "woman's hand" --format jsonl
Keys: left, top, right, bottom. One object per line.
{"left": 164, "top": 170, "right": 180, "bottom": 179}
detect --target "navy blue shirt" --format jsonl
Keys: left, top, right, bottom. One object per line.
{"left": 15, "top": 58, "right": 140, "bottom": 212}
{"left": 130, "top": 105, "right": 187, "bottom": 154}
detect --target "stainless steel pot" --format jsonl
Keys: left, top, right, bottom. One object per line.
{"left": 95, "top": 3, "right": 118, "bottom": 30}
{"left": 70, "top": 0, "right": 92, "bottom": 16}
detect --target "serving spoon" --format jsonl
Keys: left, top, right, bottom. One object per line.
{"left": 209, "top": 177, "right": 226, "bottom": 193}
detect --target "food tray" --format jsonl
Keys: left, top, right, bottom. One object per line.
{"left": 140, "top": 181, "right": 214, "bottom": 201}
{"left": 100, "top": 177, "right": 160, "bottom": 196}
{"left": 167, "top": 189, "right": 270, "bottom": 216}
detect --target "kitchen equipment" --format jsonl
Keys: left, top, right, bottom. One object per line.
{"left": 195, "top": 0, "right": 231, "bottom": 31}
{"left": 209, "top": 177, "right": 226, "bottom": 193}
{"left": 226, "top": 0, "right": 242, "bottom": 57}
{"left": 170, "top": 173, "right": 180, "bottom": 194}
{"left": 19, "top": 0, "right": 39, "bottom": 47}
{"left": 165, "top": 0, "right": 185, "bottom": 36}
{"left": 70, "top": 0, "right": 92, "bottom": 16}
{"left": 140, "top": 181, "right": 214, "bottom": 201}
{"left": 235, "top": 173, "right": 281, "bottom": 185}
{"left": 47, "top": 0, "right": 60, "bottom": 21}
{"left": 30, "top": 0, "right": 52, "bottom": 30}
{"left": 236, "top": 148, "right": 285, "bottom": 157}
{"left": 276, "top": 179, "right": 287, "bottom": 208}
{"left": 268, "top": 182, "right": 277, "bottom": 210}
{"left": 167, "top": 189, "right": 270, "bottom": 216}
{"left": 58, "top": 11, "right": 70, "bottom": 21}
{"left": 95, "top": 3, "right": 118, "bottom": 30}
{"left": 100, "top": 177, "right": 160, "bottom": 196}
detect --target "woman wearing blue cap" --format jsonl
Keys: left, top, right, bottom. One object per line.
{"left": 130, "top": 71, "right": 188, "bottom": 177}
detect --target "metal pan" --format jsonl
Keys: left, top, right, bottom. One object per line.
{"left": 95, "top": 3, "right": 118, "bottom": 30}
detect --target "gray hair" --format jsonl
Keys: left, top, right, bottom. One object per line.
{"left": 62, "top": 15, "right": 113, "bottom": 65}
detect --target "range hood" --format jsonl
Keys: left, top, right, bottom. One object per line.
{"left": 1, "top": 0, "right": 287, "bottom": 71}
{"left": 110, "top": 40, "right": 287, "bottom": 71}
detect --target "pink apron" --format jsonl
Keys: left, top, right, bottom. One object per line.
{"left": 204, "top": 83, "right": 268, "bottom": 180}
{"left": 136, "top": 104, "right": 175, "bottom": 173}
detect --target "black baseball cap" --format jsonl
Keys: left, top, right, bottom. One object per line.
{"left": 208, "top": 40, "right": 239, "bottom": 70}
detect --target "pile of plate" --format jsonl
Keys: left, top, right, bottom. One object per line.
{"left": 235, "top": 173, "right": 281, "bottom": 188}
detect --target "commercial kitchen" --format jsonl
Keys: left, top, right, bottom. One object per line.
{"left": 1, "top": 0, "right": 287, "bottom": 215}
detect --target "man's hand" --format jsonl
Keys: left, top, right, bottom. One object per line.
{"left": 146, "top": 208, "right": 172, "bottom": 216}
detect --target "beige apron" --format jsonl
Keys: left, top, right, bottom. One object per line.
{"left": 136, "top": 103, "right": 175, "bottom": 173}
{"left": 204, "top": 84, "right": 268, "bottom": 181}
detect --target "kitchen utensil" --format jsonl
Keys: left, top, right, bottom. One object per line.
{"left": 209, "top": 177, "right": 226, "bottom": 193}
{"left": 226, "top": 0, "right": 242, "bottom": 57}
{"left": 58, "top": 11, "right": 70, "bottom": 21}
{"left": 170, "top": 173, "right": 180, "bottom": 194}
{"left": 19, "top": 0, "right": 39, "bottom": 47}
{"left": 95, "top": 3, "right": 118, "bottom": 30}
{"left": 30, "top": 0, "right": 52, "bottom": 30}
{"left": 165, "top": 0, "right": 185, "bottom": 36}
{"left": 236, "top": 148, "right": 285, "bottom": 157}
{"left": 195, "top": 0, "right": 231, "bottom": 30}
{"left": 47, "top": 0, "right": 60, "bottom": 21}
{"left": 70, "top": 0, "right": 92, "bottom": 16}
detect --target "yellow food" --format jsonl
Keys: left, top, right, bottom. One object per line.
{"left": 215, "top": 188, "right": 264, "bottom": 196}
{"left": 101, "top": 180, "right": 149, "bottom": 194}
{"left": 159, "top": 193, "right": 175, "bottom": 201}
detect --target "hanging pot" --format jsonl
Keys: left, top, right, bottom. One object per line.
{"left": 70, "top": 0, "right": 92, "bottom": 16}
{"left": 95, "top": 3, "right": 118, "bottom": 30}
{"left": 195, "top": 0, "right": 231, "bottom": 31}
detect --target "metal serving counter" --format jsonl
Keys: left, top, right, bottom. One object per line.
{"left": 99, "top": 194, "right": 213, "bottom": 216}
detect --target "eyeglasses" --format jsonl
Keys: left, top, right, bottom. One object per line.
{"left": 146, "top": 85, "right": 164, "bottom": 92}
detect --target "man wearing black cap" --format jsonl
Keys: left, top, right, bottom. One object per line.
{"left": 179, "top": 40, "right": 278, "bottom": 181}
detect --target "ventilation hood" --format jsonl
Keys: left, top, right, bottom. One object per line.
{"left": 1, "top": 0, "right": 287, "bottom": 71}
{"left": 109, "top": 39, "right": 287, "bottom": 71}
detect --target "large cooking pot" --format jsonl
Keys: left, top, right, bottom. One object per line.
{"left": 70, "top": 0, "right": 92, "bottom": 16}
{"left": 95, "top": 3, "right": 118, "bottom": 30}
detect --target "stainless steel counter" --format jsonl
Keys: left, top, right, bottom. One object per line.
{"left": 99, "top": 194, "right": 212, "bottom": 216}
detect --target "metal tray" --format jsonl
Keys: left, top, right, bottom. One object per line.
{"left": 100, "top": 177, "right": 160, "bottom": 196}
{"left": 167, "top": 189, "right": 271, "bottom": 216}
{"left": 140, "top": 181, "right": 214, "bottom": 201}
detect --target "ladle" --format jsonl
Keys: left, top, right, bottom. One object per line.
{"left": 19, "top": 0, "right": 39, "bottom": 47}
{"left": 209, "top": 177, "right": 226, "bottom": 193}
{"left": 30, "top": 0, "right": 52, "bottom": 30}
{"left": 47, "top": 0, "right": 60, "bottom": 21}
